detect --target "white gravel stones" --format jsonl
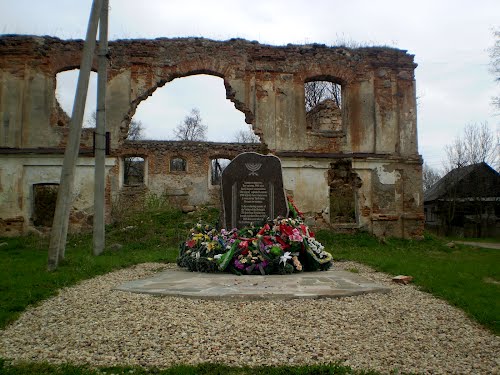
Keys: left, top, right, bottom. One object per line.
{"left": 1, "top": 262, "right": 498, "bottom": 374}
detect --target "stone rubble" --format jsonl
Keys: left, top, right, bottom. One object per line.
{"left": 0, "top": 262, "right": 498, "bottom": 374}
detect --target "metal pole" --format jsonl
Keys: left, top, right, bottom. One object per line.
{"left": 93, "top": 0, "right": 109, "bottom": 256}
{"left": 48, "top": 0, "right": 104, "bottom": 271}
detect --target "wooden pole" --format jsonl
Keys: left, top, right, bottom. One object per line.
{"left": 93, "top": 0, "right": 109, "bottom": 256}
{"left": 48, "top": 0, "right": 104, "bottom": 271}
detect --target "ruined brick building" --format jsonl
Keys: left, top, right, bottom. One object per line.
{"left": 0, "top": 35, "right": 423, "bottom": 238}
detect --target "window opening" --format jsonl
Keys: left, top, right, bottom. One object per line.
{"left": 305, "top": 80, "right": 342, "bottom": 133}
{"left": 124, "top": 156, "right": 145, "bottom": 185}
{"left": 170, "top": 157, "right": 187, "bottom": 172}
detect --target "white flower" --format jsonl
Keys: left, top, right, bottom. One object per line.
{"left": 280, "top": 251, "right": 292, "bottom": 265}
{"left": 214, "top": 254, "right": 223, "bottom": 260}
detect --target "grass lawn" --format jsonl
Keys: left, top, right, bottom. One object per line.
{"left": 0, "top": 361, "right": 382, "bottom": 375}
{"left": 0, "top": 206, "right": 218, "bottom": 329}
{"left": 1, "top": 206, "right": 499, "bottom": 374}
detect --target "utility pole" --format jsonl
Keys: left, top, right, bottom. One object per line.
{"left": 93, "top": 0, "right": 109, "bottom": 256}
{"left": 48, "top": 0, "right": 104, "bottom": 271}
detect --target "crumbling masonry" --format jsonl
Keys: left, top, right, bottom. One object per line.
{"left": 0, "top": 35, "right": 423, "bottom": 238}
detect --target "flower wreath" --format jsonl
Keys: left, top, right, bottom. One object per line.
{"left": 177, "top": 197, "right": 332, "bottom": 275}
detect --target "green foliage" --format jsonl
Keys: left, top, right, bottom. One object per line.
{"left": 316, "top": 231, "right": 500, "bottom": 334}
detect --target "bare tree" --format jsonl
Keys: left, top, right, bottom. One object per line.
{"left": 422, "top": 162, "right": 441, "bottom": 192}
{"left": 234, "top": 128, "right": 260, "bottom": 143}
{"left": 127, "top": 119, "right": 144, "bottom": 140}
{"left": 305, "top": 81, "right": 341, "bottom": 111}
{"left": 444, "top": 122, "right": 498, "bottom": 172}
{"left": 489, "top": 29, "right": 500, "bottom": 109}
{"left": 174, "top": 108, "right": 207, "bottom": 141}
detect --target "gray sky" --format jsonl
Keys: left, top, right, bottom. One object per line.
{"left": 2, "top": 0, "right": 498, "bottom": 171}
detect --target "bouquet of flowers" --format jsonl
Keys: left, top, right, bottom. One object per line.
{"left": 177, "top": 198, "right": 333, "bottom": 275}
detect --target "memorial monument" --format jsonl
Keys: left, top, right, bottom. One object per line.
{"left": 221, "top": 152, "right": 289, "bottom": 229}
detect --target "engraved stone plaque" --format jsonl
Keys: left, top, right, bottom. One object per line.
{"left": 221, "top": 152, "right": 289, "bottom": 228}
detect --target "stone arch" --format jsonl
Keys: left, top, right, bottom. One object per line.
{"left": 118, "top": 68, "right": 255, "bottom": 143}
{"left": 305, "top": 74, "right": 346, "bottom": 86}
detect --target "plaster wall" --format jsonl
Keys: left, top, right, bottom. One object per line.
{"left": 0, "top": 35, "right": 423, "bottom": 238}
{"left": 281, "top": 159, "right": 330, "bottom": 221}
{"left": 0, "top": 155, "right": 115, "bottom": 236}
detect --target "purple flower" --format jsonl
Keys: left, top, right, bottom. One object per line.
{"left": 234, "top": 259, "right": 245, "bottom": 270}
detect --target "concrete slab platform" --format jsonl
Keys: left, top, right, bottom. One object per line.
{"left": 115, "top": 268, "right": 390, "bottom": 300}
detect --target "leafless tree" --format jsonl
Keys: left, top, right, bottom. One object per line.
{"left": 489, "top": 29, "right": 500, "bottom": 109}
{"left": 422, "top": 162, "right": 441, "bottom": 192}
{"left": 174, "top": 108, "right": 207, "bottom": 141}
{"left": 127, "top": 119, "right": 144, "bottom": 141}
{"left": 444, "top": 122, "right": 498, "bottom": 172}
{"left": 234, "top": 128, "right": 260, "bottom": 143}
{"left": 304, "top": 81, "right": 341, "bottom": 111}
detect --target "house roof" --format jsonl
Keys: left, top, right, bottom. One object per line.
{"left": 424, "top": 162, "right": 500, "bottom": 203}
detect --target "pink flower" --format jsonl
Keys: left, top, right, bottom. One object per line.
{"left": 289, "top": 228, "right": 303, "bottom": 242}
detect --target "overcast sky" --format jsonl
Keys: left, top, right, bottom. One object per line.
{"left": 2, "top": 0, "right": 498, "bottom": 171}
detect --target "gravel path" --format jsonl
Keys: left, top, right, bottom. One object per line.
{"left": 1, "top": 262, "right": 498, "bottom": 374}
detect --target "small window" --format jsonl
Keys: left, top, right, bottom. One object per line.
{"left": 124, "top": 156, "right": 145, "bottom": 185}
{"left": 170, "top": 157, "right": 187, "bottom": 172}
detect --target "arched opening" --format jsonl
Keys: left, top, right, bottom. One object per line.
{"left": 55, "top": 69, "right": 98, "bottom": 128}
{"left": 304, "top": 77, "right": 343, "bottom": 134}
{"left": 132, "top": 74, "right": 258, "bottom": 142}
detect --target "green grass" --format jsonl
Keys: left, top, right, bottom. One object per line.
{"left": 0, "top": 205, "right": 219, "bottom": 329}
{"left": 316, "top": 231, "right": 500, "bottom": 334}
{"left": 0, "top": 360, "right": 382, "bottom": 375}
